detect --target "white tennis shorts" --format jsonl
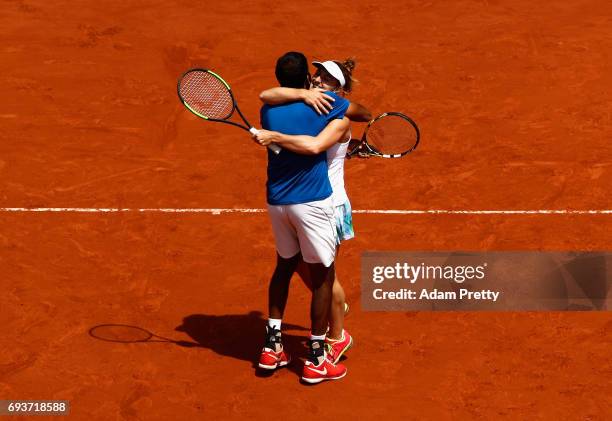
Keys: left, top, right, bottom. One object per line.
{"left": 267, "top": 197, "right": 336, "bottom": 267}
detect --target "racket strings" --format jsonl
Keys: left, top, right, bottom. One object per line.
{"left": 179, "top": 71, "right": 234, "bottom": 119}
{"left": 366, "top": 115, "right": 418, "bottom": 155}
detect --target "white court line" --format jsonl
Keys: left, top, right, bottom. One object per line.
{"left": 0, "top": 208, "right": 611, "bottom": 215}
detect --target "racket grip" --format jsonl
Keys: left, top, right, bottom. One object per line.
{"left": 249, "top": 127, "right": 281, "bottom": 155}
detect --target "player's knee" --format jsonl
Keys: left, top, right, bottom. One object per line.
{"left": 276, "top": 252, "right": 300, "bottom": 269}
{"left": 332, "top": 285, "right": 344, "bottom": 303}
{"left": 332, "top": 290, "right": 344, "bottom": 306}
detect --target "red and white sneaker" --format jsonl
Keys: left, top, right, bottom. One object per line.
{"left": 258, "top": 347, "right": 291, "bottom": 370}
{"left": 258, "top": 325, "right": 290, "bottom": 370}
{"left": 326, "top": 329, "right": 353, "bottom": 364}
{"left": 301, "top": 356, "right": 347, "bottom": 384}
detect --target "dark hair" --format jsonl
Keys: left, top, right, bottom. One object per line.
{"left": 333, "top": 58, "right": 357, "bottom": 93}
{"left": 275, "top": 52, "right": 309, "bottom": 88}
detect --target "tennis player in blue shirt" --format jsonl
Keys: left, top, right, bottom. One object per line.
{"left": 255, "top": 52, "right": 349, "bottom": 384}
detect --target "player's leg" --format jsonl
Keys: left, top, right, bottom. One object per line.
{"left": 326, "top": 275, "right": 353, "bottom": 364}
{"left": 268, "top": 252, "right": 300, "bottom": 320}
{"left": 296, "top": 249, "right": 349, "bottom": 335}
{"left": 328, "top": 275, "right": 346, "bottom": 339}
{"left": 288, "top": 198, "right": 347, "bottom": 383}
{"left": 288, "top": 199, "right": 336, "bottom": 337}
{"left": 303, "top": 261, "right": 347, "bottom": 384}
{"left": 325, "top": 201, "right": 355, "bottom": 363}
{"left": 295, "top": 259, "right": 312, "bottom": 288}
{"left": 295, "top": 230, "right": 351, "bottom": 363}
{"left": 306, "top": 261, "right": 334, "bottom": 337}
{"left": 259, "top": 205, "right": 300, "bottom": 370}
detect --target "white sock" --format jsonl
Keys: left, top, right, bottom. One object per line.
{"left": 310, "top": 333, "right": 326, "bottom": 341}
{"left": 268, "top": 318, "right": 282, "bottom": 330}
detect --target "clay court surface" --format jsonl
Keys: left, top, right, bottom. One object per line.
{"left": 1, "top": 0, "right": 611, "bottom": 419}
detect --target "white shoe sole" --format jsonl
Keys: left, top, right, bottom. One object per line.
{"left": 258, "top": 360, "right": 289, "bottom": 370}
{"left": 301, "top": 369, "right": 347, "bottom": 384}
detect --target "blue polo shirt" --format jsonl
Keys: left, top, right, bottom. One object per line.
{"left": 261, "top": 92, "right": 349, "bottom": 205}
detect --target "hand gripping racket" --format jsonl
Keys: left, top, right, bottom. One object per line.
{"left": 347, "top": 112, "right": 420, "bottom": 159}
{"left": 177, "top": 68, "right": 281, "bottom": 154}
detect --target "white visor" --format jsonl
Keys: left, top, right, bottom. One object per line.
{"left": 312, "top": 61, "right": 346, "bottom": 88}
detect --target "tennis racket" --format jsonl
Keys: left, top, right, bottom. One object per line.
{"left": 347, "top": 112, "right": 420, "bottom": 159}
{"left": 177, "top": 68, "right": 281, "bottom": 154}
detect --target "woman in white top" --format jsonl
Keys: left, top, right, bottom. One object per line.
{"left": 256, "top": 58, "right": 371, "bottom": 363}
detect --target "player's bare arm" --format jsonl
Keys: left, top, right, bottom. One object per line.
{"left": 260, "top": 87, "right": 372, "bottom": 122}
{"left": 260, "top": 87, "right": 335, "bottom": 115}
{"left": 255, "top": 117, "right": 349, "bottom": 155}
{"left": 346, "top": 102, "right": 372, "bottom": 122}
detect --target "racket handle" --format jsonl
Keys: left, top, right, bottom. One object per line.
{"left": 249, "top": 127, "right": 281, "bottom": 155}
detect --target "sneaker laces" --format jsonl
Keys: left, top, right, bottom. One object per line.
{"left": 324, "top": 342, "right": 337, "bottom": 361}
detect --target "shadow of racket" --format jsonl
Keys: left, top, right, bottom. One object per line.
{"left": 89, "top": 324, "right": 200, "bottom": 348}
